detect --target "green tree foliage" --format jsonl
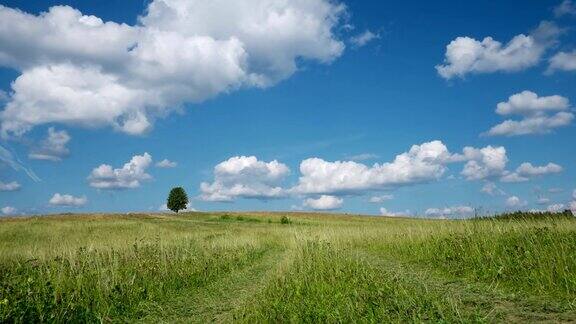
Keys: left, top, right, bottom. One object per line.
{"left": 167, "top": 187, "right": 188, "bottom": 213}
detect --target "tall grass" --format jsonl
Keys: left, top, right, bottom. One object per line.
{"left": 0, "top": 211, "right": 574, "bottom": 322}
{"left": 394, "top": 218, "right": 576, "bottom": 304}
{"left": 0, "top": 236, "right": 273, "bottom": 322}
{"left": 238, "top": 240, "right": 479, "bottom": 322}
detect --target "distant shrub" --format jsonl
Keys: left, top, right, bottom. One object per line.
{"left": 220, "top": 214, "right": 231, "bottom": 220}
{"left": 280, "top": 216, "right": 291, "bottom": 224}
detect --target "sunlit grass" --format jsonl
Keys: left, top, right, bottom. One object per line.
{"left": 1, "top": 211, "right": 575, "bottom": 322}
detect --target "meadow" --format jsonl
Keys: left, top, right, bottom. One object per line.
{"left": 0, "top": 211, "right": 575, "bottom": 323}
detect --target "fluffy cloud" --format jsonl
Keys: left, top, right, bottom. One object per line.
{"left": 88, "top": 153, "right": 153, "bottom": 189}
{"left": 573, "top": 189, "right": 576, "bottom": 200}
{"left": 554, "top": 0, "right": 576, "bottom": 16}
{"left": 436, "top": 21, "right": 561, "bottom": 79}
{"left": 1, "top": 64, "right": 155, "bottom": 136}
{"left": 368, "top": 194, "right": 394, "bottom": 203}
{"left": 537, "top": 197, "right": 551, "bottom": 205}
{"left": 198, "top": 141, "right": 555, "bottom": 204}
{"left": 200, "top": 141, "right": 477, "bottom": 202}
{"left": 547, "top": 203, "right": 565, "bottom": 212}
{"left": 350, "top": 30, "right": 379, "bottom": 47}
{"left": 0, "top": 181, "right": 20, "bottom": 191}
{"left": 200, "top": 156, "right": 290, "bottom": 201}
{"left": 0, "top": 90, "right": 8, "bottom": 103}
{"left": 29, "top": 127, "right": 70, "bottom": 161}
{"left": 0, "top": 1, "right": 346, "bottom": 137}
{"left": 156, "top": 159, "right": 177, "bottom": 168}
{"left": 485, "top": 91, "right": 573, "bottom": 137}
{"left": 506, "top": 196, "right": 527, "bottom": 208}
{"left": 1, "top": 206, "right": 16, "bottom": 215}
{"left": 293, "top": 140, "right": 457, "bottom": 195}
{"left": 425, "top": 206, "right": 474, "bottom": 218}
{"left": 303, "top": 195, "right": 343, "bottom": 210}
{"left": 0, "top": 5, "right": 138, "bottom": 70}
{"left": 49, "top": 193, "right": 87, "bottom": 206}
{"left": 548, "top": 50, "right": 576, "bottom": 72}
{"left": 500, "top": 162, "right": 562, "bottom": 182}
{"left": 486, "top": 112, "right": 573, "bottom": 136}
{"left": 495, "top": 91, "right": 569, "bottom": 116}
{"left": 460, "top": 146, "right": 508, "bottom": 181}
{"left": 481, "top": 182, "right": 505, "bottom": 196}
{"left": 379, "top": 207, "right": 410, "bottom": 217}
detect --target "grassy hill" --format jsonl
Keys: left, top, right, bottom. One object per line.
{"left": 1, "top": 212, "right": 575, "bottom": 322}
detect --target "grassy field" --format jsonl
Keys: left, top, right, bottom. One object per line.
{"left": 1, "top": 211, "right": 575, "bottom": 323}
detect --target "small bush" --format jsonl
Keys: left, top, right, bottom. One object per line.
{"left": 280, "top": 216, "right": 291, "bottom": 225}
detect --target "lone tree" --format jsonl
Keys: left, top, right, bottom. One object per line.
{"left": 167, "top": 187, "right": 188, "bottom": 213}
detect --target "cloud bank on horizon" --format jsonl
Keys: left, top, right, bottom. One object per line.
{"left": 197, "top": 139, "right": 567, "bottom": 211}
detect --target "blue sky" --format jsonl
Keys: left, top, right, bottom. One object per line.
{"left": 0, "top": 0, "right": 575, "bottom": 217}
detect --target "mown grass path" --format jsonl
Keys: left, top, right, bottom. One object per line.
{"left": 139, "top": 246, "right": 290, "bottom": 323}
{"left": 360, "top": 249, "right": 576, "bottom": 323}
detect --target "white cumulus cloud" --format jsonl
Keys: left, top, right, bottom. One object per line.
{"left": 486, "top": 112, "right": 573, "bottom": 136}
{"left": 198, "top": 141, "right": 556, "bottom": 204}
{"left": 1, "top": 206, "right": 16, "bottom": 215}
{"left": 0, "top": 1, "right": 346, "bottom": 137}
{"left": 368, "top": 194, "right": 394, "bottom": 203}
{"left": 350, "top": 30, "right": 379, "bottom": 47}
{"left": 49, "top": 193, "right": 87, "bottom": 206}
{"left": 481, "top": 182, "right": 505, "bottom": 196}
{"left": 500, "top": 162, "right": 562, "bottom": 182}
{"left": 303, "top": 195, "right": 343, "bottom": 210}
{"left": 547, "top": 203, "right": 565, "bottom": 212}
{"left": 425, "top": 206, "right": 474, "bottom": 218}
{"left": 292, "top": 140, "right": 457, "bottom": 195}
{"left": 156, "top": 159, "right": 177, "bottom": 168}
{"left": 379, "top": 207, "right": 410, "bottom": 217}
{"left": 29, "top": 127, "right": 70, "bottom": 161}
{"left": 548, "top": 50, "right": 576, "bottom": 72}
{"left": 537, "top": 197, "right": 551, "bottom": 205}
{"left": 200, "top": 156, "right": 290, "bottom": 201}
{"left": 485, "top": 91, "right": 573, "bottom": 137}
{"left": 495, "top": 91, "right": 569, "bottom": 116}
{"left": 88, "top": 153, "right": 153, "bottom": 189}
{"left": 0, "top": 180, "right": 20, "bottom": 191}
{"left": 460, "top": 146, "right": 508, "bottom": 181}
{"left": 436, "top": 21, "right": 561, "bottom": 79}
{"left": 554, "top": 0, "right": 576, "bottom": 17}
{"left": 506, "top": 196, "right": 527, "bottom": 208}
